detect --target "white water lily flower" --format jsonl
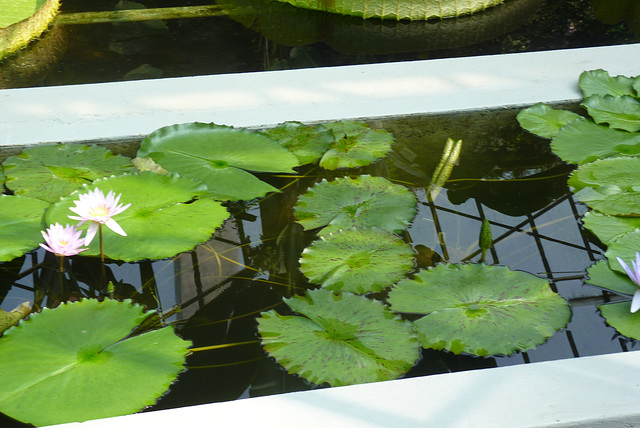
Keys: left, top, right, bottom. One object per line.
{"left": 40, "top": 223, "right": 88, "bottom": 257}
{"left": 616, "top": 251, "right": 640, "bottom": 313}
{"left": 68, "top": 188, "right": 131, "bottom": 245}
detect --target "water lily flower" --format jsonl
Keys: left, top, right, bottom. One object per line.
{"left": 40, "top": 223, "right": 88, "bottom": 257}
{"left": 616, "top": 252, "right": 640, "bottom": 313}
{"left": 68, "top": 188, "right": 131, "bottom": 245}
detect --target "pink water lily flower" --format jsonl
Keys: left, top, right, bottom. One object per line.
{"left": 616, "top": 251, "right": 640, "bottom": 313}
{"left": 68, "top": 188, "right": 131, "bottom": 246}
{"left": 40, "top": 223, "right": 88, "bottom": 257}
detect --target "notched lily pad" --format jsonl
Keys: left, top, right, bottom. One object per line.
{"left": 516, "top": 102, "right": 582, "bottom": 139}
{"left": 585, "top": 259, "right": 638, "bottom": 296}
{"left": 257, "top": 289, "right": 420, "bottom": 387}
{"left": 605, "top": 230, "right": 640, "bottom": 276}
{"left": 261, "top": 121, "right": 335, "bottom": 165}
{"left": 2, "top": 144, "right": 137, "bottom": 203}
{"left": 318, "top": 121, "right": 394, "bottom": 170}
{"left": 300, "top": 228, "right": 415, "bottom": 294}
{"left": 581, "top": 94, "right": 640, "bottom": 133}
{"left": 599, "top": 302, "right": 640, "bottom": 341}
{"left": 0, "top": 298, "right": 191, "bottom": 426}
{"left": 0, "top": 194, "right": 50, "bottom": 262}
{"left": 578, "top": 69, "right": 637, "bottom": 98}
{"left": 582, "top": 211, "right": 640, "bottom": 246}
{"left": 294, "top": 175, "right": 417, "bottom": 235}
{"left": 387, "top": 263, "right": 571, "bottom": 356}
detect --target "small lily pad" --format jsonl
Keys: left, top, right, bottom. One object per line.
{"left": 516, "top": 102, "right": 582, "bottom": 139}
{"left": 581, "top": 94, "right": 640, "bottom": 133}
{"left": 257, "top": 289, "right": 420, "bottom": 387}
{"left": 300, "top": 228, "right": 415, "bottom": 294}
{"left": 605, "top": 230, "right": 640, "bottom": 276}
{"left": 578, "top": 69, "right": 637, "bottom": 98}
{"left": 582, "top": 211, "right": 640, "bottom": 245}
{"left": 387, "top": 263, "right": 571, "bottom": 356}
{"left": 2, "top": 144, "right": 137, "bottom": 203}
{"left": 45, "top": 172, "right": 229, "bottom": 262}
{"left": 0, "top": 194, "right": 50, "bottom": 262}
{"left": 137, "top": 122, "right": 300, "bottom": 201}
{"left": 599, "top": 301, "right": 640, "bottom": 341}
{"left": 0, "top": 298, "right": 191, "bottom": 426}
{"left": 294, "top": 175, "right": 417, "bottom": 235}
{"left": 261, "top": 121, "right": 335, "bottom": 165}
{"left": 318, "top": 121, "right": 394, "bottom": 170}
{"left": 585, "top": 260, "right": 638, "bottom": 296}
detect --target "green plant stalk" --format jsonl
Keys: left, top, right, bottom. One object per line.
{"left": 57, "top": 5, "right": 228, "bottom": 25}
{"left": 479, "top": 218, "right": 492, "bottom": 263}
{"left": 428, "top": 138, "right": 462, "bottom": 202}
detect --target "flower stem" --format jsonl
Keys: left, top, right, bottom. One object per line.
{"left": 99, "top": 224, "right": 107, "bottom": 296}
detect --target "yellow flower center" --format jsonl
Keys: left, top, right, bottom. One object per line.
{"left": 88, "top": 205, "right": 110, "bottom": 219}
{"left": 59, "top": 240, "right": 69, "bottom": 246}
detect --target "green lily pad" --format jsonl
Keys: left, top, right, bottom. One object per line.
{"left": 578, "top": 69, "right": 637, "bottom": 98}
{"left": 300, "top": 228, "right": 415, "bottom": 294}
{"left": 45, "top": 172, "right": 229, "bottom": 262}
{"left": 582, "top": 211, "right": 640, "bottom": 245}
{"left": 569, "top": 158, "right": 640, "bottom": 215}
{"left": 581, "top": 94, "right": 640, "bottom": 133}
{"left": 605, "top": 230, "right": 640, "bottom": 275}
{"left": 585, "top": 260, "right": 638, "bottom": 296}
{"left": 516, "top": 102, "right": 582, "bottom": 139}
{"left": 2, "top": 144, "right": 137, "bottom": 203}
{"left": 550, "top": 118, "right": 640, "bottom": 165}
{"left": 294, "top": 175, "right": 417, "bottom": 235}
{"left": 0, "top": 298, "right": 190, "bottom": 426}
{"left": 318, "top": 121, "right": 394, "bottom": 170}
{"left": 261, "top": 121, "right": 335, "bottom": 165}
{"left": 0, "top": 194, "right": 49, "bottom": 262}
{"left": 257, "top": 289, "right": 420, "bottom": 387}
{"left": 387, "top": 263, "right": 571, "bottom": 356}
{"left": 599, "top": 301, "right": 640, "bottom": 341}
{"left": 137, "top": 122, "right": 300, "bottom": 201}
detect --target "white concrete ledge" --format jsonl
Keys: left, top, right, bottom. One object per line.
{"left": 1, "top": 43, "right": 640, "bottom": 146}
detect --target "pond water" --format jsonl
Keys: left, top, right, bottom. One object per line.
{"left": 0, "top": 106, "right": 634, "bottom": 426}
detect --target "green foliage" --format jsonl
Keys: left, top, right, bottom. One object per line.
{"left": 0, "top": 299, "right": 190, "bottom": 426}
{"left": 257, "top": 289, "right": 420, "bottom": 386}
{"left": 0, "top": 195, "right": 50, "bottom": 262}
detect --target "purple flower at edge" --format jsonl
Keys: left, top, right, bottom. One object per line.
{"left": 616, "top": 251, "right": 640, "bottom": 313}
{"left": 40, "top": 223, "right": 88, "bottom": 257}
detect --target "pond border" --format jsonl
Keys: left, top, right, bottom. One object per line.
{"left": 2, "top": 43, "right": 639, "bottom": 427}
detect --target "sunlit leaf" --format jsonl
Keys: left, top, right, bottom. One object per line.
{"left": 516, "top": 102, "right": 582, "bottom": 139}
{"left": 258, "top": 289, "right": 420, "bottom": 386}
{"left": 0, "top": 194, "right": 50, "bottom": 262}
{"left": 2, "top": 144, "right": 137, "bottom": 203}
{"left": 45, "top": 173, "right": 229, "bottom": 262}
{"left": 581, "top": 94, "right": 640, "bottom": 133}
{"left": 0, "top": 298, "right": 191, "bottom": 426}
{"left": 578, "top": 69, "right": 636, "bottom": 97}
{"left": 261, "top": 121, "right": 334, "bottom": 165}
{"left": 294, "top": 175, "right": 417, "bottom": 234}
{"left": 585, "top": 260, "right": 638, "bottom": 296}
{"left": 318, "top": 121, "right": 394, "bottom": 170}
{"left": 605, "top": 230, "right": 640, "bottom": 275}
{"left": 138, "top": 122, "right": 300, "bottom": 201}
{"left": 387, "top": 263, "right": 571, "bottom": 356}
{"left": 300, "top": 228, "right": 415, "bottom": 294}
{"left": 599, "top": 301, "right": 640, "bottom": 341}
{"left": 582, "top": 211, "right": 640, "bottom": 245}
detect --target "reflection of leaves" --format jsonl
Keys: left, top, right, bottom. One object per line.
{"left": 258, "top": 289, "right": 420, "bottom": 387}
{"left": 388, "top": 263, "right": 571, "bottom": 356}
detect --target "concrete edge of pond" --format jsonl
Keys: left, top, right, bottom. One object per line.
{"left": 1, "top": 43, "right": 639, "bottom": 146}
{"left": 49, "top": 350, "right": 640, "bottom": 428}
{"left": 2, "top": 43, "right": 638, "bottom": 427}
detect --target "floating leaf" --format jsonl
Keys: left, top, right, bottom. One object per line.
{"left": 300, "top": 228, "right": 415, "bottom": 294}
{"left": 599, "top": 301, "right": 640, "bottom": 341}
{"left": 258, "top": 289, "right": 420, "bottom": 387}
{"left": 0, "top": 194, "right": 50, "bottom": 262}
{"left": 550, "top": 118, "right": 640, "bottom": 165}
{"left": 387, "top": 263, "right": 571, "bottom": 356}
{"left": 137, "top": 122, "right": 300, "bottom": 201}
{"left": 45, "top": 173, "right": 229, "bottom": 262}
{"left": 261, "top": 121, "right": 334, "bottom": 165}
{"left": 2, "top": 144, "right": 137, "bottom": 203}
{"left": 585, "top": 260, "right": 638, "bottom": 296}
{"left": 516, "top": 102, "right": 582, "bottom": 139}
{"left": 605, "top": 230, "right": 640, "bottom": 275}
{"left": 581, "top": 94, "right": 640, "bottom": 133}
{"left": 582, "top": 211, "right": 640, "bottom": 245}
{"left": 569, "top": 158, "right": 640, "bottom": 215}
{"left": 318, "top": 121, "right": 394, "bottom": 170}
{"left": 294, "top": 175, "right": 416, "bottom": 234}
{"left": 578, "top": 69, "right": 637, "bottom": 98}
{"left": 0, "top": 299, "right": 191, "bottom": 426}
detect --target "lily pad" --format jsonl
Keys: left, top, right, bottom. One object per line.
{"left": 578, "top": 69, "right": 637, "bottom": 98}
{"left": 137, "top": 122, "right": 300, "bottom": 201}
{"left": 318, "top": 121, "right": 394, "bottom": 170}
{"left": 516, "top": 102, "right": 582, "bottom": 139}
{"left": 299, "top": 228, "right": 415, "bottom": 294}
{"left": 261, "top": 121, "right": 335, "bottom": 165}
{"left": 568, "top": 158, "right": 640, "bottom": 215}
{"left": 599, "top": 301, "right": 640, "bottom": 341}
{"left": 294, "top": 175, "right": 417, "bottom": 235}
{"left": 0, "top": 194, "right": 49, "bottom": 262}
{"left": 387, "top": 263, "right": 571, "bottom": 356}
{"left": 0, "top": 298, "right": 190, "bottom": 426}
{"left": 585, "top": 260, "right": 638, "bottom": 296}
{"left": 605, "top": 230, "right": 640, "bottom": 276}
{"left": 582, "top": 211, "right": 640, "bottom": 246}
{"left": 45, "top": 172, "right": 229, "bottom": 262}
{"left": 257, "top": 289, "right": 420, "bottom": 387}
{"left": 2, "top": 143, "right": 137, "bottom": 203}
{"left": 581, "top": 94, "right": 640, "bottom": 133}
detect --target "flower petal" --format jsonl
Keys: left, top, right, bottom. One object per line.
{"left": 104, "top": 218, "right": 127, "bottom": 237}
{"left": 631, "top": 289, "right": 640, "bottom": 313}
{"left": 84, "top": 223, "right": 99, "bottom": 246}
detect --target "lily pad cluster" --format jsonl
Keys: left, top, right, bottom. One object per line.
{"left": 518, "top": 69, "right": 640, "bottom": 339}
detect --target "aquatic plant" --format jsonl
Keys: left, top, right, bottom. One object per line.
{"left": 40, "top": 223, "right": 88, "bottom": 271}
{"left": 69, "top": 188, "right": 131, "bottom": 245}
{"left": 0, "top": 194, "right": 50, "bottom": 262}
{"left": 616, "top": 252, "right": 640, "bottom": 313}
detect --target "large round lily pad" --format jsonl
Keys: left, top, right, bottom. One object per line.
{"left": 2, "top": 143, "right": 137, "bottom": 203}
{"left": 0, "top": 194, "right": 49, "bottom": 262}
{"left": 45, "top": 172, "right": 229, "bottom": 262}
{"left": 294, "top": 175, "right": 417, "bottom": 235}
{"left": 258, "top": 289, "right": 420, "bottom": 387}
{"left": 137, "top": 122, "right": 300, "bottom": 201}
{"left": 300, "top": 228, "right": 415, "bottom": 294}
{"left": 387, "top": 263, "right": 571, "bottom": 356}
{"left": 0, "top": 298, "right": 191, "bottom": 426}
